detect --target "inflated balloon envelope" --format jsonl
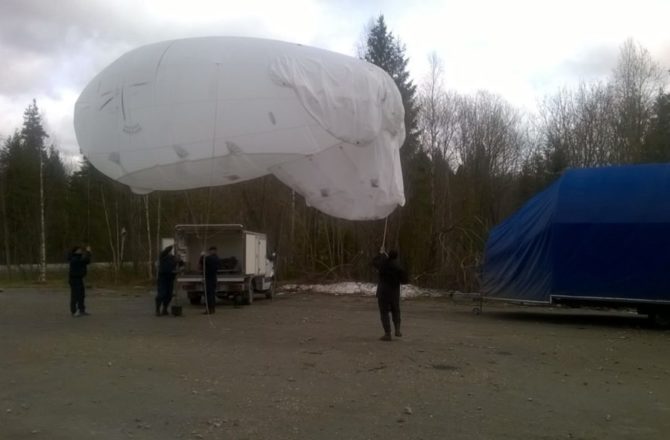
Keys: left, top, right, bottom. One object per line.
{"left": 74, "top": 37, "right": 406, "bottom": 220}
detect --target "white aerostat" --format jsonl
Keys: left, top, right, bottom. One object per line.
{"left": 74, "top": 37, "right": 406, "bottom": 220}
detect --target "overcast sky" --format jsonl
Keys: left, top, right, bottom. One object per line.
{"left": 1, "top": 0, "right": 669, "bottom": 166}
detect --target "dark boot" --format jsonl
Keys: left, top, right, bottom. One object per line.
{"left": 379, "top": 333, "right": 392, "bottom": 341}
{"left": 394, "top": 325, "right": 402, "bottom": 337}
{"left": 161, "top": 306, "right": 169, "bottom": 316}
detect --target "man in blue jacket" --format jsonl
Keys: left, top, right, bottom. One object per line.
{"left": 68, "top": 245, "right": 91, "bottom": 317}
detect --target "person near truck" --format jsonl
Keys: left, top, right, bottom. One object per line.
{"left": 372, "top": 248, "right": 408, "bottom": 341}
{"left": 155, "top": 245, "right": 183, "bottom": 316}
{"left": 203, "top": 246, "right": 221, "bottom": 314}
{"left": 68, "top": 245, "right": 92, "bottom": 317}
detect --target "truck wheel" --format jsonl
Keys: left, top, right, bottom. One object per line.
{"left": 188, "top": 292, "right": 201, "bottom": 305}
{"left": 265, "top": 283, "right": 275, "bottom": 300}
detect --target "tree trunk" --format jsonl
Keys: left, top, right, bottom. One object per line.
{"left": 155, "top": 194, "right": 161, "bottom": 255}
{"left": 100, "top": 186, "right": 118, "bottom": 278}
{"left": 290, "top": 189, "right": 295, "bottom": 266}
{"left": 144, "top": 195, "right": 153, "bottom": 279}
{"left": 0, "top": 178, "right": 11, "bottom": 277}
{"left": 38, "top": 152, "right": 47, "bottom": 282}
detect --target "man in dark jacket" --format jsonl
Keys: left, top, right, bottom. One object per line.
{"left": 155, "top": 245, "right": 183, "bottom": 316}
{"left": 68, "top": 245, "right": 92, "bottom": 317}
{"left": 373, "top": 249, "right": 408, "bottom": 341}
{"left": 203, "top": 246, "right": 221, "bottom": 314}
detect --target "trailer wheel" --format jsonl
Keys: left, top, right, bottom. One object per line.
{"left": 648, "top": 311, "right": 670, "bottom": 328}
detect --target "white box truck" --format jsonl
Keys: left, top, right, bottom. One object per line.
{"left": 173, "top": 224, "right": 275, "bottom": 306}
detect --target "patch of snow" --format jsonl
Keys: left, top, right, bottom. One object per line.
{"left": 279, "top": 282, "right": 463, "bottom": 299}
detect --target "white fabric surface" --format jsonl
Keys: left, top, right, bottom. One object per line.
{"left": 74, "top": 36, "right": 406, "bottom": 220}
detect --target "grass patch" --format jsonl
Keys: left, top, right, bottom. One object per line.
{"left": 0, "top": 266, "right": 155, "bottom": 290}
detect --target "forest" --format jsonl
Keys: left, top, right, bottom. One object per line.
{"left": 1, "top": 15, "right": 669, "bottom": 290}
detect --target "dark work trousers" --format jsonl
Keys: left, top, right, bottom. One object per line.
{"left": 69, "top": 277, "right": 86, "bottom": 314}
{"left": 156, "top": 274, "right": 175, "bottom": 311}
{"left": 205, "top": 278, "right": 217, "bottom": 312}
{"left": 377, "top": 294, "right": 401, "bottom": 334}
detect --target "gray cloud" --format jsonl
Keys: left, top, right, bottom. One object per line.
{"left": 0, "top": 0, "right": 319, "bottom": 154}
{"left": 0, "top": 0, "right": 146, "bottom": 96}
{"left": 0, "top": 0, "right": 304, "bottom": 95}
{"left": 2, "top": 0, "right": 670, "bottom": 162}
{"left": 0, "top": 1, "right": 138, "bottom": 54}
{"left": 557, "top": 44, "right": 620, "bottom": 82}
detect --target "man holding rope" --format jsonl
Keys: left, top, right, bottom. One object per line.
{"left": 155, "top": 245, "right": 183, "bottom": 316}
{"left": 372, "top": 248, "right": 408, "bottom": 341}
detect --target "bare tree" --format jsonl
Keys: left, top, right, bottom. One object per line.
{"left": 540, "top": 82, "right": 617, "bottom": 169}
{"left": 418, "top": 53, "right": 457, "bottom": 163}
{"left": 416, "top": 53, "right": 459, "bottom": 274}
{"left": 455, "top": 91, "right": 524, "bottom": 178}
{"left": 538, "top": 40, "right": 665, "bottom": 170}
{"left": 611, "top": 39, "right": 665, "bottom": 162}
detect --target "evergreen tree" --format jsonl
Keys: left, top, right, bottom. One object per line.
{"left": 363, "top": 15, "right": 428, "bottom": 279}
{"left": 642, "top": 92, "right": 670, "bottom": 162}
{"left": 23, "top": 100, "right": 49, "bottom": 280}
{"left": 0, "top": 101, "right": 70, "bottom": 277}
{"left": 44, "top": 144, "right": 69, "bottom": 260}
{"left": 0, "top": 101, "right": 49, "bottom": 268}
{"left": 364, "top": 14, "right": 419, "bottom": 155}
{"left": 21, "top": 100, "right": 49, "bottom": 156}
{"left": 0, "top": 133, "right": 23, "bottom": 270}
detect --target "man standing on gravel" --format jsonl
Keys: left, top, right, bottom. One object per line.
{"left": 155, "top": 245, "right": 183, "bottom": 316}
{"left": 68, "top": 245, "right": 92, "bottom": 317}
{"left": 373, "top": 249, "right": 408, "bottom": 341}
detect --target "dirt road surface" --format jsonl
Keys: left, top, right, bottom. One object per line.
{"left": 1, "top": 288, "right": 669, "bottom": 439}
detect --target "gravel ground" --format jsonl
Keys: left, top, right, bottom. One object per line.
{"left": 1, "top": 287, "right": 669, "bottom": 439}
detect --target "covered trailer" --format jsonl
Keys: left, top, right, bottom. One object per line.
{"left": 482, "top": 164, "right": 670, "bottom": 322}
{"left": 174, "top": 224, "right": 275, "bottom": 306}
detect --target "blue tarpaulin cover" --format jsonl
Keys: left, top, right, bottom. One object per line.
{"left": 482, "top": 164, "right": 670, "bottom": 303}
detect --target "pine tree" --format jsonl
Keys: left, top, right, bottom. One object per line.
{"left": 22, "top": 100, "right": 49, "bottom": 280}
{"left": 0, "top": 133, "right": 22, "bottom": 273}
{"left": 364, "top": 14, "right": 419, "bottom": 156}
{"left": 21, "top": 100, "right": 49, "bottom": 155}
{"left": 0, "top": 101, "right": 67, "bottom": 279}
{"left": 642, "top": 92, "right": 670, "bottom": 162}
{"left": 44, "top": 144, "right": 69, "bottom": 261}
{"left": 362, "top": 15, "right": 428, "bottom": 280}
{"left": 0, "top": 103, "right": 46, "bottom": 268}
